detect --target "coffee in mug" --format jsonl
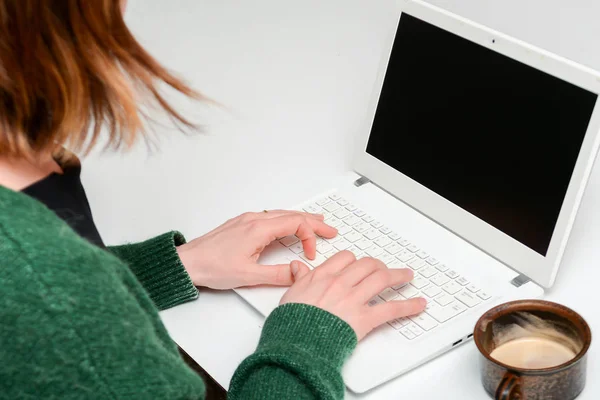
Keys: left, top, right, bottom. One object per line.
{"left": 474, "top": 300, "right": 591, "bottom": 400}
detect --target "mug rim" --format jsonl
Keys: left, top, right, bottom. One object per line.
{"left": 474, "top": 299, "right": 592, "bottom": 375}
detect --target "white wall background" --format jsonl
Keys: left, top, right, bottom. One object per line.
{"left": 82, "top": 0, "right": 600, "bottom": 246}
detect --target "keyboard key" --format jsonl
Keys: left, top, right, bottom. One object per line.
{"left": 300, "top": 252, "right": 327, "bottom": 269}
{"left": 393, "top": 317, "right": 410, "bottom": 328}
{"left": 410, "top": 313, "right": 438, "bottom": 331}
{"left": 407, "top": 258, "right": 426, "bottom": 270}
{"left": 467, "top": 285, "right": 480, "bottom": 293}
{"left": 392, "top": 282, "right": 408, "bottom": 290}
{"left": 316, "top": 242, "right": 333, "bottom": 254}
{"left": 371, "top": 220, "right": 383, "bottom": 229}
{"left": 329, "top": 194, "right": 342, "bottom": 201}
{"left": 434, "top": 293, "right": 455, "bottom": 306}
{"left": 378, "top": 253, "right": 395, "bottom": 265}
{"left": 426, "top": 257, "right": 439, "bottom": 265}
{"left": 345, "top": 204, "right": 358, "bottom": 211}
{"left": 374, "top": 236, "right": 392, "bottom": 248}
{"left": 316, "top": 237, "right": 324, "bottom": 245}
{"left": 343, "top": 214, "right": 361, "bottom": 226}
{"left": 368, "top": 296, "right": 385, "bottom": 307}
{"left": 416, "top": 250, "right": 429, "bottom": 259}
{"left": 477, "top": 291, "right": 492, "bottom": 300}
{"left": 442, "top": 281, "right": 462, "bottom": 295}
{"left": 365, "top": 246, "right": 384, "bottom": 257}
{"left": 337, "top": 199, "right": 349, "bottom": 206}
{"left": 399, "top": 326, "right": 416, "bottom": 340}
{"left": 316, "top": 197, "right": 331, "bottom": 206}
{"left": 328, "top": 219, "right": 344, "bottom": 229}
{"left": 398, "top": 239, "right": 411, "bottom": 247}
{"left": 355, "top": 239, "right": 372, "bottom": 250}
{"left": 435, "top": 264, "right": 449, "bottom": 272}
{"left": 384, "top": 243, "right": 403, "bottom": 255}
{"left": 420, "top": 266, "right": 438, "bottom": 278}
{"left": 430, "top": 273, "right": 450, "bottom": 286}
{"left": 427, "top": 301, "right": 466, "bottom": 323}
{"left": 280, "top": 235, "right": 299, "bottom": 247}
{"left": 334, "top": 208, "right": 349, "bottom": 219}
{"left": 337, "top": 225, "right": 353, "bottom": 236}
{"left": 303, "top": 203, "right": 322, "bottom": 214}
{"left": 456, "top": 276, "right": 470, "bottom": 286}
{"left": 388, "top": 319, "right": 406, "bottom": 330}
{"left": 323, "top": 202, "right": 340, "bottom": 212}
{"left": 290, "top": 242, "right": 304, "bottom": 254}
{"left": 407, "top": 244, "right": 420, "bottom": 253}
{"left": 344, "top": 230, "right": 362, "bottom": 243}
{"left": 446, "top": 270, "right": 459, "bottom": 279}
{"left": 334, "top": 239, "right": 351, "bottom": 251}
{"left": 398, "top": 285, "right": 419, "bottom": 298}
{"left": 380, "top": 226, "right": 392, "bottom": 235}
{"left": 353, "top": 209, "right": 366, "bottom": 217}
{"left": 388, "top": 232, "right": 402, "bottom": 241}
{"left": 323, "top": 212, "right": 334, "bottom": 221}
{"left": 410, "top": 276, "right": 429, "bottom": 289}
{"left": 396, "top": 251, "right": 414, "bottom": 263}
{"left": 364, "top": 228, "right": 382, "bottom": 240}
{"left": 455, "top": 291, "right": 482, "bottom": 308}
{"left": 388, "top": 260, "right": 406, "bottom": 269}
{"left": 423, "top": 285, "right": 442, "bottom": 298}
{"left": 362, "top": 215, "right": 375, "bottom": 223}
{"left": 325, "top": 235, "right": 341, "bottom": 244}
{"left": 406, "top": 322, "right": 424, "bottom": 337}
{"left": 353, "top": 221, "right": 370, "bottom": 233}
{"left": 322, "top": 249, "right": 337, "bottom": 258}
{"left": 379, "top": 288, "right": 400, "bottom": 302}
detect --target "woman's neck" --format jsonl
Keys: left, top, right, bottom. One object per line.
{"left": 0, "top": 154, "right": 63, "bottom": 191}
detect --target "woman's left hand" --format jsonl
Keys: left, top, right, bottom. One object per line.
{"left": 176, "top": 210, "right": 338, "bottom": 289}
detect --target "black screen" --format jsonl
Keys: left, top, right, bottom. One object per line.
{"left": 366, "top": 13, "right": 598, "bottom": 256}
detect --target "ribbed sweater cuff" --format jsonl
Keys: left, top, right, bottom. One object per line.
{"left": 258, "top": 303, "right": 357, "bottom": 368}
{"left": 108, "top": 231, "right": 199, "bottom": 310}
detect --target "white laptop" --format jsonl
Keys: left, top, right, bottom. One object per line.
{"left": 235, "top": 0, "right": 600, "bottom": 394}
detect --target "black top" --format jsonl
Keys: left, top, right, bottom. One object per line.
{"left": 22, "top": 164, "right": 106, "bottom": 249}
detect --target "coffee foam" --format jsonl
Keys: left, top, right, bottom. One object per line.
{"left": 490, "top": 311, "right": 583, "bottom": 367}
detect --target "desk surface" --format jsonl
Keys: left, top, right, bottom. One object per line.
{"left": 84, "top": 0, "right": 600, "bottom": 398}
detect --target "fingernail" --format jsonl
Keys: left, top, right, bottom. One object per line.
{"left": 419, "top": 297, "right": 428, "bottom": 307}
{"left": 291, "top": 261, "right": 299, "bottom": 275}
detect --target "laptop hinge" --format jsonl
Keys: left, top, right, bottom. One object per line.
{"left": 354, "top": 176, "right": 371, "bottom": 187}
{"left": 510, "top": 274, "right": 531, "bottom": 288}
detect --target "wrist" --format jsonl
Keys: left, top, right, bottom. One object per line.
{"left": 176, "top": 243, "right": 204, "bottom": 287}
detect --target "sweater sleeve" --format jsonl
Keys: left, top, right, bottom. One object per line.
{"left": 229, "top": 303, "right": 357, "bottom": 400}
{"left": 107, "top": 231, "right": 199, "bottom": 310}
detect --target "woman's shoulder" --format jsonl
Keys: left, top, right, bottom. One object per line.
{"left": 0, "top": 185, "right": 116, "bottom": 277}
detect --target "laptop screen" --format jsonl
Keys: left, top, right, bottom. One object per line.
{"left": 366, "top": 13, "right": 598, "bottom": 256}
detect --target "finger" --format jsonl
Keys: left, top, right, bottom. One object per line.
{"left": 252, "top": 211, "right": 336, "bottom": 238}
{"left": 208, "top": 211, "right": 326, "bottom": 237}
{"left": 262, "top": 210, "right": 326, "bottom": 221}
{"left": 315, "top": 250, "right": 356, "bottom": 276}
{"left": 247, "top": 259, "right": 311, "bottom": 287}
{"left": 244, "top": 263, "right": 294, "bottom": 286}
{"left": 367, "top": 298, "right": 427, "bottom": 327}
{"left": 353, "top": 268, "right": 415, "bottom": 304}
{"left": 290, "top": 260, "right": 311, "bottom": 281}
{"left": 335, "top": 257, "right": 387, "bottom": 287}
{"left": 249, "top": 215, "right": 336, "bottom": 259}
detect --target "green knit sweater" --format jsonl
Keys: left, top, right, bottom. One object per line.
{"left": 0, "top": 185, "right": 357, "bottom": 399}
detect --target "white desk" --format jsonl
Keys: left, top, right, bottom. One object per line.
{"left": 83, "top": 0, "right": 600, "bottom": 398}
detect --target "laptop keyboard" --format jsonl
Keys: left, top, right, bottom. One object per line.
{"left": 277, "top": 193, "right": 493, "bottom": 341}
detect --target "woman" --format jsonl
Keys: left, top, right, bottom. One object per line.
{"left": 0, "top": 1, "right": 426, "bottom": 399}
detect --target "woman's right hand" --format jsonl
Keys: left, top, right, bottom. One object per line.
{"left": 280, "top": 251, "right": 427, "bottom": 340}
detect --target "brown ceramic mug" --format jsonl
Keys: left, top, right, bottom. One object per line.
{"left": 474, "top": 300, "right": 591, "bottom": 400}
